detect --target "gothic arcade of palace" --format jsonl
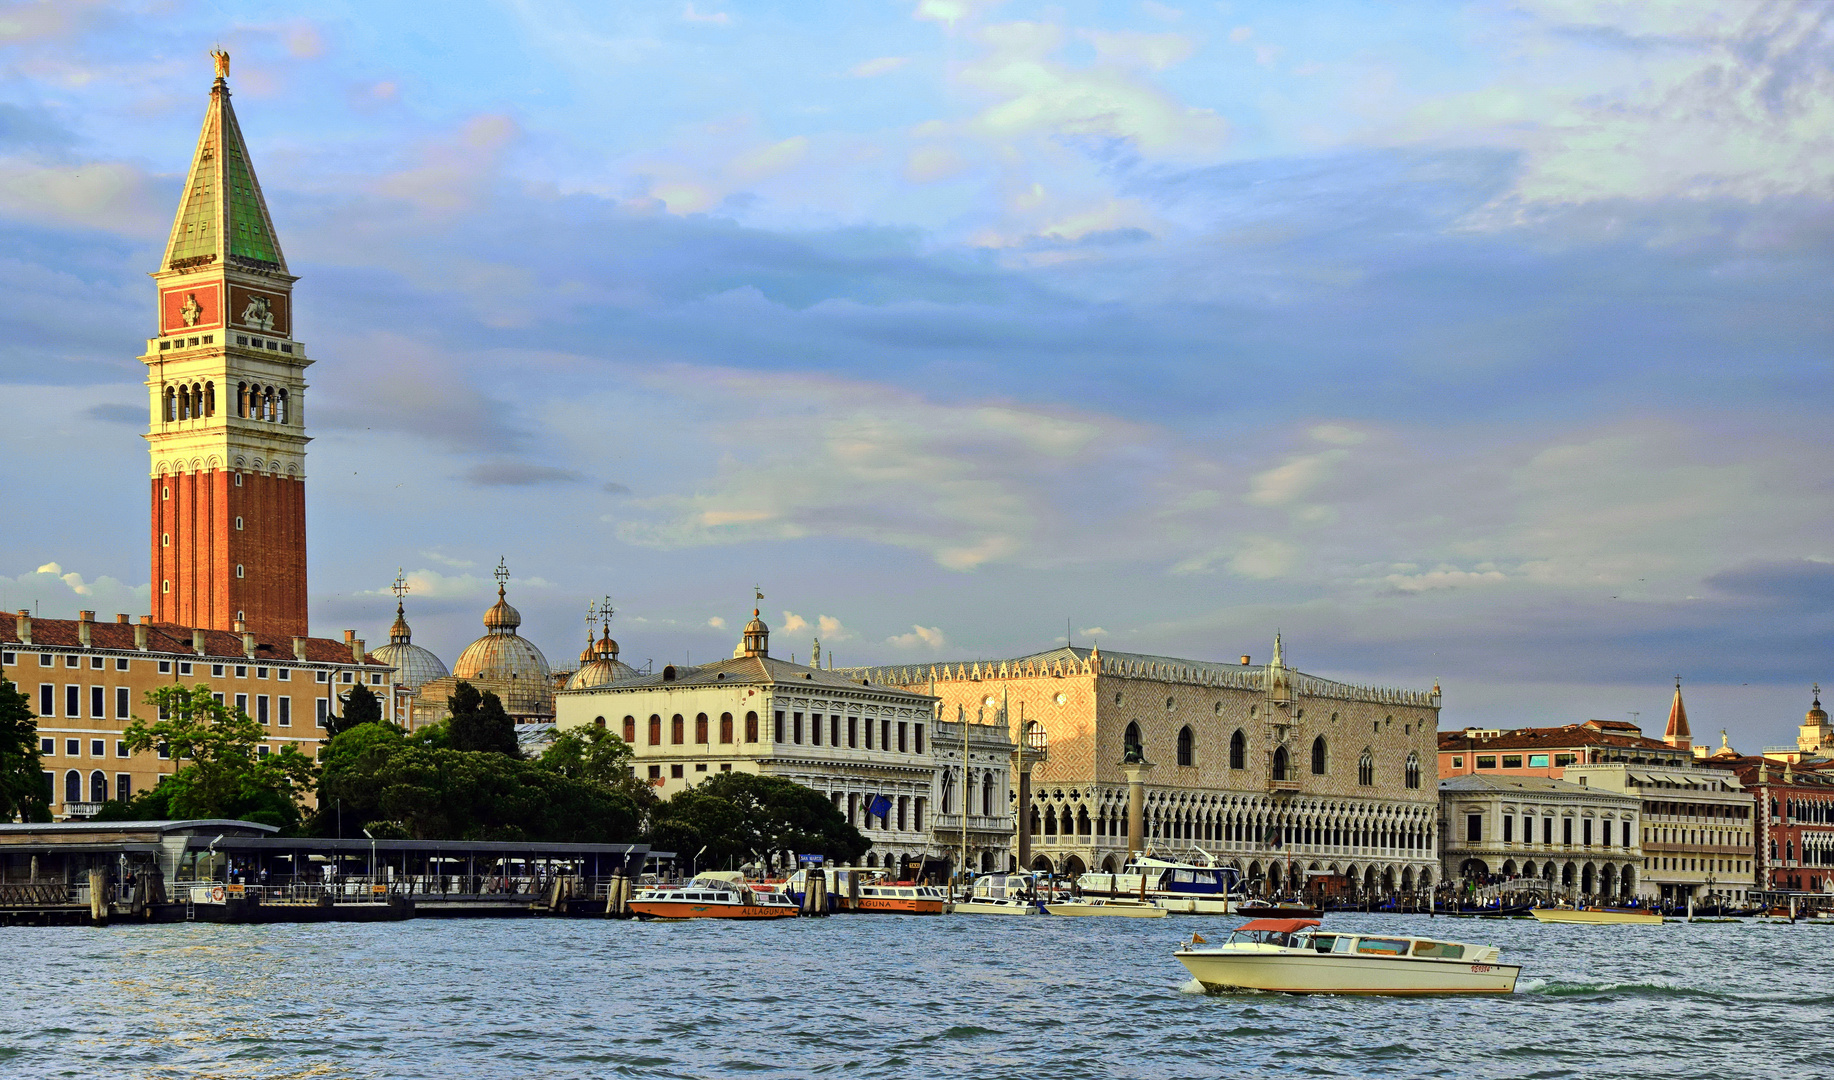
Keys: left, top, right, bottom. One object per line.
{"left": 851, "top": 639, "right": 1443, "bottom": 894}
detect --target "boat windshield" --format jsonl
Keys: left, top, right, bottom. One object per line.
{"left": 1230, "top": 928, "right": 1300, "bottom": 947}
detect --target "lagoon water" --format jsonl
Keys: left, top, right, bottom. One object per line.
{"left": 2, "top": 913, "right": 1827, "bottom": 1079}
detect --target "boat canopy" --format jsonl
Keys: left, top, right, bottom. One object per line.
{"left": 1235, "top": 918, "right": 1321, "bottom": 933}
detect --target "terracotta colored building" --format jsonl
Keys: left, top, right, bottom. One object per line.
{"left": 142, "top": 51, "right": 310, "bottom": 642}
{"left": 1438, "top": 719, "right": 1691, "bottom": 782}
{"left": 1713, "top": 692, "right": 1834, "bottom": 895}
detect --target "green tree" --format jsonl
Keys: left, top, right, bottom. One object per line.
{"left": 327, "top": 682, "right": 383, "bottom": 736}
{"left": 649, "top": 772, "right": 869, "bottom": 871}
{"left": 0, "top": 676, "right": 50, "bottom": 823}
{"left": 538, "top": 726, "right": 636, "bottom": 788}
{"left": 123, "top": 685, "right": 319, "bottom": 829}
{"left": 446, "top": 681, "right": 519, "bottom": 757}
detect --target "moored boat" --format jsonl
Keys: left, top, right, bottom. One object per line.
{"left": 953, "top": 873, "right": 1043, "bottom": 915}
{"left": 1075, "top": 851, "right": 1244, "bottom": 914}
{"left": 1530, "top": 906, "right": 1663, "bottom": 925}
{"left": 629, "top": 875, "right": 800, "bottom": 920}
{"left": 1045, "top": 898, "right": 1169, "bottom": 918}
{"left": 783, "top": 867, "right": 949, "bottom": 914}
{"left": 1236, "top": 900, "right": 1323, "bottom": 920}
{"left": 1175, "top": 918, "right": 1520, "bottom": 995}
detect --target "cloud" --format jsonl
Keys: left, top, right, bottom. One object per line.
{"left": 313, "top": 334, "right": 526, "bottom": 454}
{"left": 0, "top": 158, "right": 164, "bottom": 234}
{"left": 1079, "top": 30, "right": 1196, "bottom": 72}
{"left": 779, "top": 611, "right": 809, "bottom": 633}
{"left": 601, "top": 481, "right": 632, "bottom": 495}
{"left": 707, "top": 615, "right": 726, "bottom": 629}
{"left": 462, "top": 461, "right": 584, "bottom": 487}
{"left": 817, "top": 614, "right": 852, "bottom": 641}
{"left": 2, "top": 562, "right": 147, "bottom": 618}
{"left": 886, "top": 624, "right": 948, "bottom": 649}
{"left": 850, "top": 56, "right": 909, "bottom": 78}
{"left": 682, "top": 3, "right": 730, "bottom": 25}
{"left": 1246, "top": 449, "right": 1349, "bottom": 506}
{"left": 84, "top": 402, "right": 141, "bottom": 425}
{"left": 376, "top": 114, "right": 520, "bottom": 214}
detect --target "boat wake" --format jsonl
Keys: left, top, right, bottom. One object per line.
{"left": 1177, "top": 978, "right": 1206, "bottom": 995}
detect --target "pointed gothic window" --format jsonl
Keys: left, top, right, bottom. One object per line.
{"left": 1312, "top": 736, "right": 1328, "bottom": 775}
{"left": 1405, "top": 751, "right": 1421, "bottom": 789}
{"left": 1358, "top": 749, "right": 1374, "bottom": 786}
{"left": 1229, "top": 729, "right": 1246, "bottom": 770}
{"left": 1176, "top": 725, "right": 1195, "bottom": 767}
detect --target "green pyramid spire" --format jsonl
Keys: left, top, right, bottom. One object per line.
{"left": 161, "top": 51, "right": 287, "bottom": 274}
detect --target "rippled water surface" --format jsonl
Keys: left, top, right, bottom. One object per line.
{"left": 3, "top": 913, "right": 1828, "bottom": 1079}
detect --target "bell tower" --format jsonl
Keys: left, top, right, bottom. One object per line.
{"left": 143, "top": 51, "right": 310, "bottom": 639}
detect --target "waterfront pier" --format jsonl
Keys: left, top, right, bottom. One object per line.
{"left": 0, "top": 819, "right": 662, "bottom": 926}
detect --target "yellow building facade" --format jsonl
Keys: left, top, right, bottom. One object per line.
{"left": 851, "top": 637, "right": 1442, "bottom": 896}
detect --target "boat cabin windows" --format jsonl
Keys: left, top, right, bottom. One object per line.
{"left": 1355, "top": 938, "right": 1411, "bottom": 956}
{"left": 1411, "top": 940, "right": 1465, "bottom": 959}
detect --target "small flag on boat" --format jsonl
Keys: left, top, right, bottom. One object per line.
{"left": 866, "top": 794, "right": 893, "bottom": 818}
{"left": 1190, "top": 933, "right": 1207, "bottom": 945}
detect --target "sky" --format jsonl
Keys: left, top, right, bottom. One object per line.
{"left": 1, "top": 0, "right": 1830, "bottom": 750}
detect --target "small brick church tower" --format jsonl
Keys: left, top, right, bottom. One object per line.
{"left": 142, "top": 51, "right": 309, "bottom": 639}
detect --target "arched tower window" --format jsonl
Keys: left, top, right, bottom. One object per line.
{"left": 1229, "top": 729, "right": 1246, "bottom": 770}
{"left": 1358, "top": 749, "right": 1374, "bottom": 786}
{"left": 165, "top": 386, "right": 176, "bottom": 421}
{"left": 178, "top": 385, "right": 191, "bottom": 420}
{"left": 277, "top": 388, "right": 288, "bottom": 424}
{"left": 1405, "top": 751, "right": 1421, "bottom": 789}
{"left": 1176, "top": 725, "right": 1195, "bottom": 767}
{"left": 1312, "top": 736, "right": 1328, "bottom": 775}
{"left": 204, "top": 381, "right": 215, "bottom": 417}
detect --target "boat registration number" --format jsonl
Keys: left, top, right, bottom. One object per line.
{"left": 1470, "top": 964, "right": 1492, "bottom": 973}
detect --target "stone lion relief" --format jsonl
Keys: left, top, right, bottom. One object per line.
{"left": 239, "top": 294, "right": 275, "bottom": 331}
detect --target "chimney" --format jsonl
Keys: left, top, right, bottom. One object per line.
{"left": 1240, "top": 655, "right": 1251, "bottom": 665}
{"left": 14, "top": 610, "right": 29, "bottom": 647}
{"left": 79, "top": 610, "right": 95, "bottom": 622}
{"left": 235, "top": 621, "right": 255, "bottom": 659}
{"left": 352, "top": 637, "right": 366, "bottom": 664}
{"left": 115, "top": 614, "right": 129, "bottom": 624}
{"left": 192, "top": 629, "right": 207, "bottom": 656}
{"left": 292, "top": 636, "right": 308, "bottom": 662}
{"left": 134, "top": 623, "right": 149, "bottom": 651}
{"left": 77, "top": 611, "right": 93, "bottom": 649}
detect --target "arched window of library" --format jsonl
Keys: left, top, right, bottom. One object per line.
{"left": 1229, "top": 729, "right": 1246, "bottom": 770}
{"left": 671, "top": 715, "right": 685, "bottom": 744}
{"left": 622, "top": 716, "right": 636, "bottom": 743}
{"left": 694, "top": 713, "right": 709, "bottom": 743}
{"left": 745, "top": 711, "right": 759, "bottom": 742}
{"left": 648, "top": 715, "right": 662, "bottom": 745}
{"left": 1176, "top": 726, "right": 1195, "bottom": 767}
{"left": 719, "top": 713, "right": 734, "bottom": 743}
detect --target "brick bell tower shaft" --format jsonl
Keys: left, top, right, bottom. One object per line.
{"left": 143, "top": 50, "right": 310, "bottom": 640}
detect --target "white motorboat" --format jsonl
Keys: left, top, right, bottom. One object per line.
{"left": 1045, "top": 898, "right": 1168, "bottom": 918}
{"left": 1175, "top": 918, "right": 1520, "bottom": 995}
{"left": 628, "top": 874, "right": 801, "bottom": 920}
{"left": 1076, "top": 850, "right": 1243, "bottom": 914}
{"left": 953, "top": 873, "right": 1042, "bottom": 916}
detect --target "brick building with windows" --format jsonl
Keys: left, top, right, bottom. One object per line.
{"left": 3, "top": 610, "right": 392, "bottom": 817}
{"left": 0, "top": 54, "right": 398, "bottom": 821}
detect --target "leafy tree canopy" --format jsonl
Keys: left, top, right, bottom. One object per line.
{"left": 648, "top": 772, "right": 869, "bottom": 872}
{"left": 538, "top": 726, "right": 640, "bottom": 791}
{"left": 326, "top": 682, "right": 383, "bottom": 737}
{"left": 0, "top": 677, "right": 50, "bottom": 822}
{"left": 312, "top": 721, "right": 645, "bottom": 843}
{"left": 123, "top": 684, "right": 318, "bottom": 829}
{"left": 446, "top": 681, "right": 519, "bottom": 757}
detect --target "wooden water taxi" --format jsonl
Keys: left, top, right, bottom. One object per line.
{"left": 1529, "top": 907, "right": 1663, "bottom": 925}
{"left": 629, "top": 875, "right": 800, "bottom": 920}
{"left": 1175, "top": 918, "right": 1520, "bottom": 995}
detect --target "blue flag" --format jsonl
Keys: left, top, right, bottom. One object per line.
{"left": 867, "top": 794, "right": 893, "bottom": 818}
